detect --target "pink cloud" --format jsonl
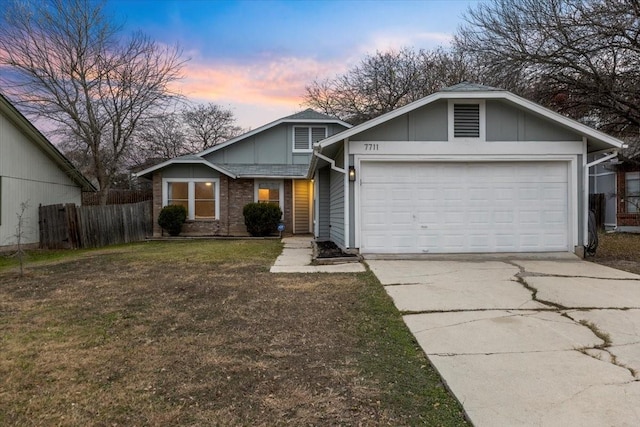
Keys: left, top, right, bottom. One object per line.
{"left": 176, "top": 55, "right": 346, "bottom": 108}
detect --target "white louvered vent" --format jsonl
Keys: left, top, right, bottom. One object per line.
{"left": 294, "top": 127, "right": 310, "bottom": 150}
{"left": 311, "top": 127, "right": 327, "bottom": 144}
{"left": 454, "top": 104, "right": 480, "bottom": 138}
{"left": 293, "top": 126, "right": 327, "bottom": 151}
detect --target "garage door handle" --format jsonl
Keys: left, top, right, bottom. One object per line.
{"left": 421, "top": 225, "right": 429, "bottom": 229}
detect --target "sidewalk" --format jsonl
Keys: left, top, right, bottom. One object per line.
{"left": 270, "top": 236, "right": 365, "bottom": 273}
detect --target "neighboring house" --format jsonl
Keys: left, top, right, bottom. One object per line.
{"left": 135, "top": 109, "right": 351, "bottom": 236}
{"left": 308, "top": 83, "right": 625, "bottom": 256}
{"left": 588, "top": 153, "right": 618, "bottom": 230}
{"left": 0, "top": 93, "right": 95, "bottom": 249}
{"left": 614, "top": 159, "right": 640, "bottom": 231}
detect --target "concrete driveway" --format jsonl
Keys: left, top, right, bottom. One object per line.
{"left": 367, "top": 256, "right": 640, "bottom": 426}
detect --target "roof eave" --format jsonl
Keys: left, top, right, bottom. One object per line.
{"left": 0, "top": 94, "right": 96, "bottom": 191}
{"left": 134, "top": 158, "right": 237, "bottom": 179}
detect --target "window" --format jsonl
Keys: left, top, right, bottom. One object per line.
{"left": 163, "top": 179, "right": 219, "bottom": 220}
{"left": 255, "top": 180, "right": 284, "bottom": 208}
{"left": 293, "top": 126, "right": 327, "bottom": 152}
{"left": 448, "top": 100, "right": 485, "bottom": 141}
{"left": 626, "top": 172, "right": 640, "bottom": 213}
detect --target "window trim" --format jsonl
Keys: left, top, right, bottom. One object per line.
{"left": 448, "top": 100, "right": 485, "bottom": 142}
{"left": 625, "top": 171, "right": 640, "bottom": 213}
{"left": 254, "top": 179, "right": 284, "bottom": 208}
{"left": 292, "top": 125, "right": 328, "bottom": 153}
{"left": 162, "top": 178, "right": 220, "bottom": 220}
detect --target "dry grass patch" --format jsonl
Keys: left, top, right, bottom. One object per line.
{"left": 1, "top": 240, "right": 466, "bottom": 426}
{"left": 590, "top": 232, "right": 640, "bottom": 275}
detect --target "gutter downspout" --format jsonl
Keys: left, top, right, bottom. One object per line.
{"left": 314, "top": 151, "right": 346, "bottom": 174}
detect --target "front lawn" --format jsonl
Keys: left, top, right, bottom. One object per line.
{"left": 590, "top": 232, "right": 640, "bottom": 275}
{"left": 0, "top": 240, "right": 467, "bottom": 426}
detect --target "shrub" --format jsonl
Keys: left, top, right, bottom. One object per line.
{"left": 243, "top": 202, "right": 282, "bottom": 237}
{"left": 158, "top": 204, "right": 187, "bottom": 236}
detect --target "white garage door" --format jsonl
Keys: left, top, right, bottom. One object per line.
{"left": 360, "top": 162, "right": 570, "bottom": 254}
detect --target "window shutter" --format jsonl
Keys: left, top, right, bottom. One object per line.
{"left": 454, "top": 104, "right": 480, "bottom": 138}
{"left": 294, "top": 127, "right": 310, "bottom": 150}
{"left": 311, "top": 127, "right": 327, "bottom": 144}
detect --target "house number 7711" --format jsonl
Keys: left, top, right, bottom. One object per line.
{"left": 364, "top": 143, "right": 379, "bottom": 151}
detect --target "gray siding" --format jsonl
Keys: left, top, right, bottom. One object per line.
{"left": 486, "top": 100, "right": 583, "bottom": 141}
{"left": 205, "top": 122, "right": 349, "bottom": 166}
{"left": 351, "top": 100, "right": 448, "bottom": 141}
{"left": 317, "top": 167, "right": 330, "bottom": 239}
{"left": 0, "top": 112, "right": 81, "bottom": 246}
{"left": 329, "top": 168, "right": 344, "bottom": 247}
{"left": 161, "top": 164, "right": 220, "bottom": 179}
{"left": 350, "top": 99, "right": 584, "bottom": 143}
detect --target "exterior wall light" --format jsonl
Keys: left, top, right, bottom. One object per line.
{"left": 348, "top": 166, "right": 356, "bottom": 182}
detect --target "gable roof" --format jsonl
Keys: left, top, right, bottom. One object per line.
{"left": 315, "top": 83, "right": 625, "bottom": 154}
{"left": 0, "top": 93, "right": 96, "bottom": 191}
{"left": 134, "top": 108, "right": 352, "bottom": 178}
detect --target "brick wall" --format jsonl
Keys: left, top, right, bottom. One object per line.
{"left": 152, "top": 173, "right": 294, "bottom": 236}
{"left": 224, "top": 176, "right": 254, "bottom": 236}
{"left": 152, "top": 172, "right": 163, "bottom": 237}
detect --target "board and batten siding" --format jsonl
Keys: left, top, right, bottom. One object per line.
{"left": 329, "top": 168, "right": 345, "bottom": 247}
{"left": 0, "top": 112, "right": 82, "bottom": 246}
{"left": 317, "top": 168, "right": 331, "bottom": 239}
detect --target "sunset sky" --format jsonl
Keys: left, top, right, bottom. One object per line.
{"left": 104, "top": 0, "right": 484, "bottom": 129}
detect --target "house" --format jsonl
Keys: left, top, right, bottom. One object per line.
{"left": 614, "top": 158, "right": 640, "bottom": 231}
{"left": 308, "top": 83, "right": 625, "bottom": 256}
{"left": 135, "top": 109, "right": 351, "bottom": 236}
{"left": 0, "top": 93, "right": 94, "bottom": 249}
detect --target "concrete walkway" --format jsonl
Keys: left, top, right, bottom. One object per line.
{"left": 368, "top": 256, "right": 640, "bottom": 426}
{"left": 270, "top": 237, "right": 365, "bottom": 273}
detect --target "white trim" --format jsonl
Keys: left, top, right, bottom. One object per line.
{"left": 354, "top": 155, "right": 578, "bottom": 253}
{"left": 293, "top": 125, "right": 328, "bottom": 153}
{"left": 349, "top": 140, "right": 583, "bottom": 156}
{"left": 448, "top": 99, "right": 486, "bottom": 142}
{"left": 344, "top": 139, "right": 350, "bottom": 249}
{"left": 162, "top": 178, "right": 220, "bottom": 220}
{"left": 254, "top": 179, "right": 285, "bottom": 209}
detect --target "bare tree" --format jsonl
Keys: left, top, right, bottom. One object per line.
{"left": 12, "top": 201, "right": 30, "bottom": 277}
{"left": 455, "top": 0, "right": 640, "bottom": 159}
{"left": 0, "top": 0, "right": 185, "bottom": 204}
{"left": 182, "top": 103, "right": 243, "bottom": 152}
{"left": 134, "top": 111, "right": 188, "bottom": 161}
{"left": 127, "top": 102, "right": 243, "bottom": 169}
{"left": 304, "top": 47, "right": 476, "bottom": 124}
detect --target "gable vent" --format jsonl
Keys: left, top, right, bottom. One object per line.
{"left": 454, "top": 104, "right": 480, "bottom": 138}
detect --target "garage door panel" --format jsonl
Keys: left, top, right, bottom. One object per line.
{"left": 360, "top": 161, "right": 570, "bottom": 254}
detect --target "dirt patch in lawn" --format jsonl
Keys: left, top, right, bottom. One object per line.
{"left": 0, "top": 240, "right": 466, "bottom": 426}
{"left": 589, "top": 232, "right": 640, "bottom": 275}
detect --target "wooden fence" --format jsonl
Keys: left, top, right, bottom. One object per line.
{"left": 39, "top": 201, "right": 152, "bottom": 249}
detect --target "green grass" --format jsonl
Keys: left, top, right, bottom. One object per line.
{"left": 0, "top": 239, "right": 466, "bottom": 426}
